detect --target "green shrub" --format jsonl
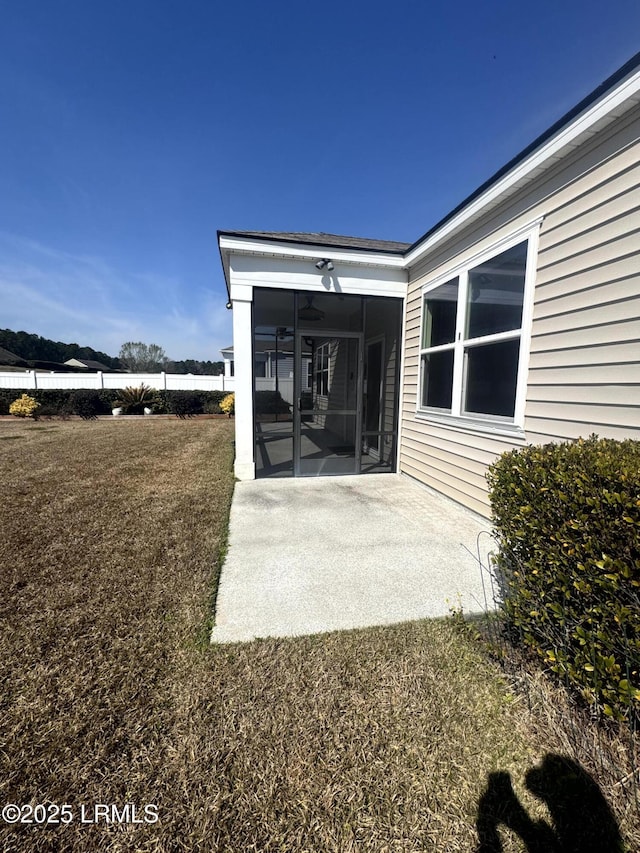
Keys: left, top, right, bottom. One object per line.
{"left": 149, "top": 390, "right": 168, "bottom": 414}
{"left": 68, "top": 390, "right": 110, "bottom": 420}
{"left": 168, "top": 391, "right": 204, "bottom": 419}
{"left": 37, "top": 404, "right": 69, "bottom": 420}
{"left": 97, "top": 390, "right": 121, "bottom": 411}
{"left": 208, "top": 389, "right": 229, "bottom": 404}
{"left": 0, "top": 389, "right": 11, "bottom": 415}
{"left": 157, "top": 390, "right": 229, "bottom": 416}
{"left": 0, "top": 388, "right": 120, "bottom": 416}
{"left": 197, "top": 389, "right": 229, "bottom": 414}
{"left": 488, "top": 436, "right": 640, "bottom": 721}
{"left": 255, "top": 390, "right": 290, "bottom": 415}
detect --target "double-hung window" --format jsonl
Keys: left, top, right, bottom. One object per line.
{"left": 315, "top": 343, "right": 330, "bottom": 396}
{"left": 419, "top": 231, "right": 536, "bottom": 429}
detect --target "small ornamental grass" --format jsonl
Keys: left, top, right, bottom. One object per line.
{"left": 9, "top": 393, "right": 40, "bottom": 418}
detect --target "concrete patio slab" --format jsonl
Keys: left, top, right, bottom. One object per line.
{"left": 210, "top": 473, "right": 494, "bottom": 644}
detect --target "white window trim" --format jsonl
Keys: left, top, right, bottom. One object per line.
{"left": 416, "top": 219, "right": 541, "bottom": 435}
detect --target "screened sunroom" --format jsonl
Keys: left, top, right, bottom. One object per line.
{"left": 218, "top": 231, "right": 409, "bottom": 480}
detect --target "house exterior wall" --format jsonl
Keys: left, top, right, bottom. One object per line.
{"left": 229, "top": 254, "right": 407, "bottom": 297}
{"left": 400, "top": 103, "right": 640, "bottom": 517}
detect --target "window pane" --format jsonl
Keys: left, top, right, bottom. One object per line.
{"left": 466, "top": 242, "right": 527, "bottom": 339}
{"left": 305, "top": 337, "right": 358, "bottom": 411}
{"left": 422, "top": 279, "right": 458, "bottom": 347}
{"left": 421, "top": 349, "right": 454, "bottom": 410}
{"left": 463, "top": 339, "right": 520, "bottom": 418}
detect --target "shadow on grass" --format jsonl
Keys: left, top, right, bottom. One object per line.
{"left": 476, "top": 753, "right": 624, "bottom": 852}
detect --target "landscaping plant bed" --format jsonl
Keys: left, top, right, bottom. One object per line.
{"left": 0, "top": 412, "right": 231, "bottom": 421}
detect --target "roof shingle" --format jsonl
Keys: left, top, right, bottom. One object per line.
{"left": 218, "top": 230, "right": 410, "bottom": 254}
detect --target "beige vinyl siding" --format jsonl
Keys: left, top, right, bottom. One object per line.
{"left": 534, "top": 255, "right": 640, "bottom": 301}
{"left": 526, "top": 383, "right": 639, "bottom": 406}
{"left": 527, "top": 362, "right": 638, "bottom": 383}
{"left": 523, "top": 421, "right": 638, "bottom": 445}
{"left": 400, "top": 103, "right": 640, "bottom": 517}
{"left": 527, "top": 344, "right": 638, "bottom": 374}
{"left": 534, "top": 276, "right": 638, "bottom": 317}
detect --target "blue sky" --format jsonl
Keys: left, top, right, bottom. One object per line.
{"left": 1, "top": 1, "right": 639, "bottom": 361}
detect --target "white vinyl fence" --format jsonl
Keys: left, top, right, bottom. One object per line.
{"left": 0, "top": 371, "right": 236, "bottom": 393}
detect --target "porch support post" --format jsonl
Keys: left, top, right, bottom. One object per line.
{"left": 231, "top": 284, "right": 255, "bottom": 480}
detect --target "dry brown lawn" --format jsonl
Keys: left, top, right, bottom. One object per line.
{"left": 0, "top": 418, "right": 635, "bottom": 851}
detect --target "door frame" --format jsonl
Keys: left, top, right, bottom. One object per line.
{"left": 294, "top": 329, "right": 364, "bottom": 477}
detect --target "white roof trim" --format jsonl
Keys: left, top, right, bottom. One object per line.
{"left": 218, "top": 235, "right": 406, "bottom": 268}
{"left": 404, "top": 66, "right": 640, "bottom": 267}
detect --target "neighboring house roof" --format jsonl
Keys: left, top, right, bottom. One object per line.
{"left": 30, "top": 360, "right": 77, "bottom": 372}
{"left": 0, "top": 345, "right": 29, "bottom": 367}
{"left": 64, "top": 358, "right": 113, "bottom": 371}
{"left": 217, "top": 231, "right": 410, "bottom": 254}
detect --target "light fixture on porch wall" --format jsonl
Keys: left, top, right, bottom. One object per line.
{"left": 298, "top": 295, "right": 325, "bottom": 322}
{"left": 315, "top": 258, "right": 334, "bottom": 271}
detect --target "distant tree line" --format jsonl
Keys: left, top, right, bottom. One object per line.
{"left": 167, "top": 359, "right": 224, "bottom": 375}
{"left": 1, "top": 329, "right": 224, "bottom": 375}
{"left": 0, "top": 329, "right": 121, "bottom": 369}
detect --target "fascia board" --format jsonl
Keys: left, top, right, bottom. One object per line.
{"left": 404, "top": 68, "right": 640, "bottom": 268}
{"left": 218, "top": 235, "right": 406, "bottom": 268}
{"left": 219, "top": 246, "right": 231, "bottom": 300}
{"left": 228, "top": 252, "right": 407, "bottom": 297}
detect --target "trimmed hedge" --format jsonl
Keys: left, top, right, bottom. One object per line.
{"left": 255, "top": 390, "right": 290, "bottom": 415}
{"left": 0, "top": 388, "right": 121, "bottom": 416}
{"left": 0, "top": 388, "right": 230, "bottom": 417}
{"left": 166, "top": 391, "right": 204, "bottom": 418}
{"left": 488, "top": 436, "right": 640, "bottom": 721}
